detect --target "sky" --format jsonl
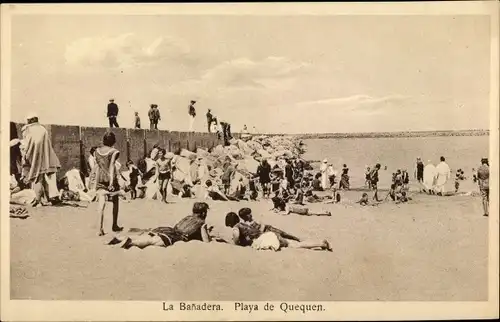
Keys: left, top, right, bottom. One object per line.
{"left": 10, "top": 14, "right": 491, "bottom": 133}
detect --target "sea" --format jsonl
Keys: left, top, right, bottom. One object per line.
{"left": 302, "top": 136, "right": 490, "bottom": 191}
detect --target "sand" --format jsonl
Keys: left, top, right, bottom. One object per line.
{"left": 10, "top": 191, "right": 488, "bottom": 301}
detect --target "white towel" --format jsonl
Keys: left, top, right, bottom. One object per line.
{"left": 251, "top": 232, "right": 280, "bottom": 251}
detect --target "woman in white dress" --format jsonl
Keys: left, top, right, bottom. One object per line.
{"left": 320, "top": 159, "right": 329, "bottom": 190}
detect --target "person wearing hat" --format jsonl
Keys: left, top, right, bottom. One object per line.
{"left": 148, "top": 104, "right": 161, "bottom": 130}
{"left": 107, "top": 99, "right": 119, "bottom": 128}
{"left": 188, "top": 100, "right": 196, "bottom": 132}
{"left": 21, "top": 113, "right": 61, "bottom": 205}
{"left": 477, "top": 158, "right": 489, "bottom": 217}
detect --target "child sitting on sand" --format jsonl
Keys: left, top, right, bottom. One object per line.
{"left": 358, "top": 193, "right": 370, "bottom": 206}
{"left": 292, "top": 183, "right": 305, "bottom": 205}
{"left": 395, "top": 191, "right": 412, "bottom": 204}
{"left": 356, "top": 192, "right": 381, "bottom": 207}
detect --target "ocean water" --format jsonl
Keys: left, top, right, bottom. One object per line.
{"left": 302, "top": 136, "right": 490, "bottom": 190}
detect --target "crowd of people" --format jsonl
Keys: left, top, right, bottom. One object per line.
{"left": 9, "top": 111, "right": 490, "bottom": 245}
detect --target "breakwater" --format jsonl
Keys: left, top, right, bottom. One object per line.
{"left": 14, "top": 123, "right": 230, "bottom": 179}
{"left": 296, "top": 129, "right": 490, "bottom": 140}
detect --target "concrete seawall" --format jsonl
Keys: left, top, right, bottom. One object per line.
{"left": 14, "top": 123, "right": 226, "bottom": 179}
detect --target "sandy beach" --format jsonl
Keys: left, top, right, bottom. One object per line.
{"left": 11, "top": 190, "right": 488, "bottom": 301}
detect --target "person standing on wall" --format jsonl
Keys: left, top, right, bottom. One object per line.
{"left": 206, "top": 109, "right": 213, "bottom": 133}
{"left": 148, "top": 104, "right": 161, "bottom": 130}
{"left": 107, "top": 99, "right": 119, "bottom": 128}
{"left": 134, "top": 112, "right": 141, "bottom": 129}
{"left": 188, "top": 100, "right": 197, "bottom": 132}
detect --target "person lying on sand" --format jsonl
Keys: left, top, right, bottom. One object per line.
{"left": 238, "top": 207, "right": 301, "bottom": 242}
{"left": 224, "top": 212, "right": 332, "bottom": 251}
{"left": 107, "top": 202, "right": 212, "bottom": 249}
{"left": 204, "top": 180, "right": 239, "bottom": 201}
{"left": 283, "top": 204, "right": 331, "bottom": 217}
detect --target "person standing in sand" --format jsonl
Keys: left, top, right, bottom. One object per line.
{"left": 477, "top": 158, "right": 489, "bottom": 217}
{"left": 339, "top": 164, "right": 350, "bottom": 190}
{"left": 21, "top": 113, "right": 61, "bottom": 206}
{"left": 93, "top": 132, "right": 123, "bottom": 236}
{"left": 423, "top": 160, "right": 437, "bottom": 194}
{"left": 414, "top": 157, "right": 424, "bottom": 185}
{"left": 369, "top": 163, "right": 382, "bottom": 202}
{"left": 155, "top": 149, "right": 173, "bottom": 203}
{"left": 434, "top": 156, "right": 451, "bottom": 196}
{"left": 320, "top": 159, "right": 329, "bottom": 190}
{"left": 256, "top": 159, "right": 272, "bottom": 198}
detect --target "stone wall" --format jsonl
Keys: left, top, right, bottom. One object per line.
{"left": 13, "top": 123, "right": 224, "bottom": 178}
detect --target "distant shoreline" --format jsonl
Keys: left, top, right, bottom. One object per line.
{"left": 294, "top": 129, "right": 489, "bottom": 140}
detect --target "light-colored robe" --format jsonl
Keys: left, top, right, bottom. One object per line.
{"left": 320, "top": 163, "right": 328, "bottom": 189}
{"left": 21, "top": 122, "right": 60, "bottom": 182}
{"left": 434, "top": 161, "right": 451, "bottom": 193}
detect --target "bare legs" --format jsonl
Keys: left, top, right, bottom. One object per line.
{"left": 287, "top": 239, "right": 332, "bottom": 251}
{"left": 482, "top": 191, "right": 489, "bottom": 217}
{"left": 372, "top": 186, "right": 381, "bottom": 202}
{"left": 285, "top": 208, "right": 332, "bottom": 216}
{"left": 97, "top": 191, "right": 122, "bottom": 236}
{"left": 97, "top": 191, "right": 106, "bottom": 236}
{"left": 158, "top": 178, "right": 169, "bottom": 203}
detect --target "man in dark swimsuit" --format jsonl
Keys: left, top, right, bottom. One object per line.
{"left": 109, "top": 202, "right": 212, "bottom": 249}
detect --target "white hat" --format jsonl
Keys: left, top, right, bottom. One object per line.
{"left": 323, "top": 159, "right": 328, "bottom": 163}
{"left": 26, "top": 111, "right": 38, "bottom": 120}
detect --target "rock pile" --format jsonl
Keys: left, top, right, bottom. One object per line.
{"left": 161, "top": 135, "right": 309, "bottom": 197}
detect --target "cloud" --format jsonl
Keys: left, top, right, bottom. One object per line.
{"left": 64, "top": 33, "right": 191, "bottom": 70}
{"left": 200, "top": 56, "right": 311, "bottom": 89}
{"left": 293, "top": 94, "right": 409, "bottom": 108}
